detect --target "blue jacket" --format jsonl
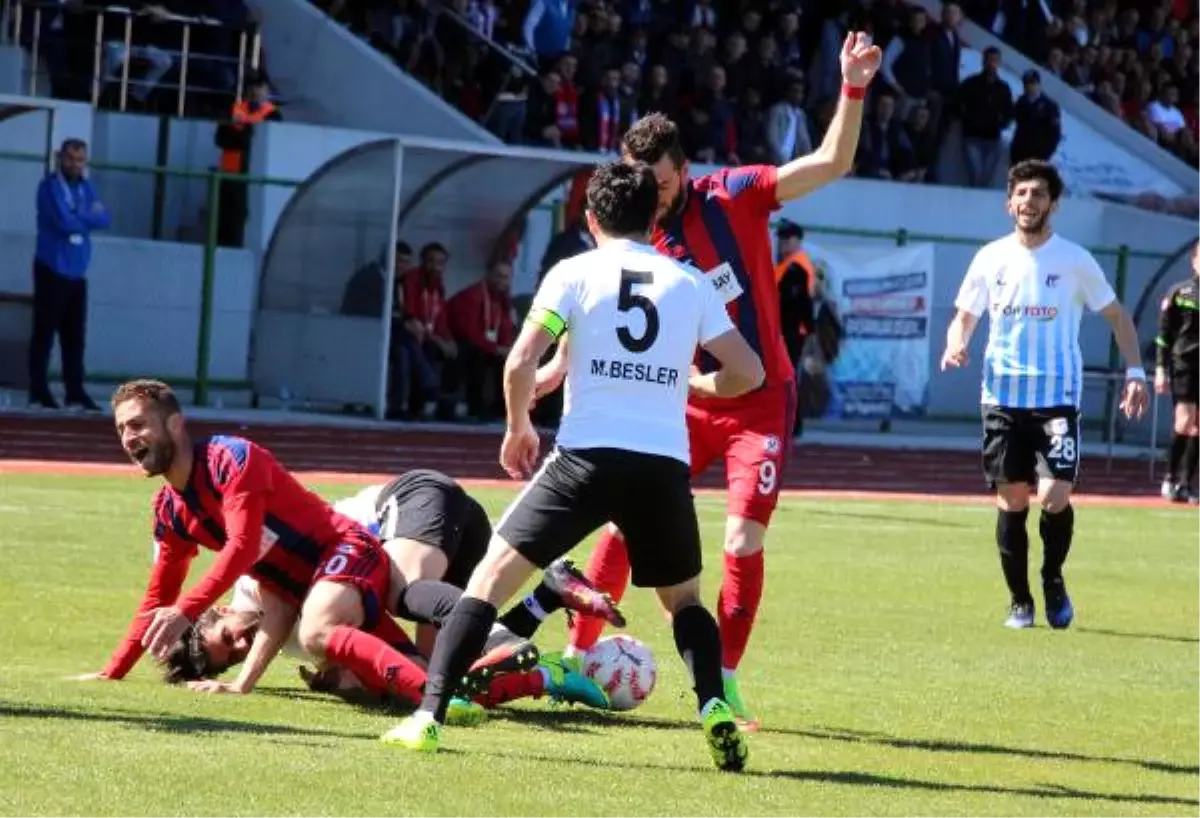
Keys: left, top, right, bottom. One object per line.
{"left": 35, "top": 173, "right": 111, "bottom": 279}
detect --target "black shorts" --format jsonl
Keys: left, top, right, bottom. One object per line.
{"left": 1172, "top": 369, "right": 1198, "bottom": 404}
{"left": 375, "top": 470, "right": 492, "bottom": 589}
{"left": 495, "top": 447, "right": 702, "bottom": 589}
{"left": 982, "top": 405, "right": 1081, "bottom": 488}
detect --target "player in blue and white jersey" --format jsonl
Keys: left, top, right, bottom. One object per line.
{"left": 940, "top": 160, "right": 1149, "bottom": 631}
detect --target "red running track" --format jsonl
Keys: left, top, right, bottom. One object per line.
{"left": 0, "top": 414, "right": 1160, "bottom": 502}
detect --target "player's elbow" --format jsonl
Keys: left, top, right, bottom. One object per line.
{"left": 725, "top": 352, "right": 765, "bottom": 397}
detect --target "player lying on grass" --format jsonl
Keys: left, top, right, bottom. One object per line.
{"left": 164, "top": 566, "right": 614, "bottom": 714}
{"left": 70, "top": 381, "right": 547, "bottom": 717}
{"left": 326, "top": 470, "right": 626, "bottom": 658}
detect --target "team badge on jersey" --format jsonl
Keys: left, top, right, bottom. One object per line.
{"left": 763, "top": 435, "right": 781, "bottom": 455}
{"left": 1046, "top": 417, "right": 1070, "bottom": 436}
{"left": 705, "top": 262, "right": 744, "bottom": 304}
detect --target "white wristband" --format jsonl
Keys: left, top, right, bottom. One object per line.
{"left": 1126, "top": 367, "right": 1146, "bottom": 382}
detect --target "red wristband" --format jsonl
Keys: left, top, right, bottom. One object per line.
{"left": 842, "top": 83, "right": 867, "bottom": 100}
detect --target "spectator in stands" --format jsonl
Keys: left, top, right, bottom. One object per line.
{"left": 214, "top": 72, "right": 280, "bottom": 247}
{"left": 735, "top": 86, "right": 770, "bottom": 164}
{"left": 773, "top": 10, "right": 803, "bottom": 73}
{"left": 932, "top": 3, "right": 964, "bottom": 140}
{"left": 617, "top": 60, "right": 641, "bottom": 131}
{"left": 856, "top": 93, "right": 915, "bottom": 180}
{"left": 576, "top": 7, "right": 622, "bottom": 88}
{"left": 523, "top": 0, "right": 579, "bottom": 66}
{"left": 903, "top": 103, "right": 939, "bottom": 182}
{"left": 100, "top": 2, "right": 175, "bottom": 106}
{"left": 881, "top": 6, "right": 937, "bottom": 121}
{"left": 1065, "top": 44, "right": 1101, "bottom": 91}
{"left": 719, "top": 31, "right": 751, "bottom": 99}
{"left": 625, "top": 27, "right": 650, "bottom": 71}
{"left": 28, "top": 138, "right": 110, "bottom": 412}
{"left": 765, "top": 78, "right": 814, "bottom": 165}
{"left": 446, "top": 258, "right": 516, "bottom": 422}
{"left": 580, "top": 67, "right": 625, "bottom": 152}
{"left": 689, "top": 0, "right": 718, "bottom": 30}
{"left": 553, "top": 53, "right": 581, "bottom": 147}
{"left": 639, "top": 63, "right": 675, "bottom": 117}
{"left": 398, "top": 242, "right": 456, "bottom": 420}
{"left": 1147, "top": 83, "right": 1188, "bottom": 137}
{"left": 486, "top": 51, "right": 533, "bottom": 144}
{"left": 958, "top": 46, "right": 1014, "bottom": 188}
{"left": 1010, "top": 69, "right": 1062, "bottom": 166}
{"left": 811, "top": 9, "right": 852, "bottom": 105}
{"left": 689, "top": 64, "right": 739, "bottom": 164}
{"left": 1090, "top": 78, "right": 1123, "bottom": 115}
{"left": 525, "top": 69, "right": 563, "bottom": 146}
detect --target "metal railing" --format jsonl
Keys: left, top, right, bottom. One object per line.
{"left": 2, "top": 0, "right": 261, "bottom": 116}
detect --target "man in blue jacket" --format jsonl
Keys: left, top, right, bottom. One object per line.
{"left": 29, "top": 138, "right": 110, "bottom": 411}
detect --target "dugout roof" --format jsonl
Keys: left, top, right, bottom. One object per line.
{"left": 254, "top": 137, "right": 603, "bottom": 413}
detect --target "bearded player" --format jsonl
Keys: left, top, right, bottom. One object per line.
{"left": 69, "top": 379, "right": 508, "bottom": 715}
{"left": 537, "top": 33, "right": 882, "bottom": 729}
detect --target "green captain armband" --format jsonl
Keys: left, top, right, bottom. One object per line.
{"left": 526, "top": 306, "right": 567, "bottom": 339}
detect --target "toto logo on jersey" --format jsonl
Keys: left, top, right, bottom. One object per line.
{"left": 994, "top": 304, "right": 1059, "bottom": 320}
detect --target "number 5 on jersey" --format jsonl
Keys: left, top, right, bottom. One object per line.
{"left": 617, "top": 269, "right": 660, "bottom": 353}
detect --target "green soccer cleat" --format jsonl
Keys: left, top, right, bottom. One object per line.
{"left": 722, "top": 674, "right": 761, "bottom": 732}
{"left": 701, "top": 698, "right": 749, "bottom": 772}
{"left": 539, "top": 652, "right": 610, "bottom": 710}
{"left": 380, "top": 711, "right": 441, "bottom": 752}
{"left": 445, "top": 697, "right": 487, "bottom": 727}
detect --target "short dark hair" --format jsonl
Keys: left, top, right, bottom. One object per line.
{"left": 621, "top": 112, "right": 686, "bottom": 168}
{"left": 111, "top": 379, "right": 182, "bottom": 417}
{"left": 60, "top": 138, "right": 87, "bottom": 153}
{"left": 163, "top": 625, "right": 216, "bottom": 684}
{"left": 983, "top": 46, "right": 1001, "bottom": 58}
{"left": 586, "top": 160, "right": 659, "bottom": 239}
{"left": 420, "top": 242, "right": 448, "bottom": 260}
{"left": 1007, "top": 159, "right": 1065, "bottom": 201}
{"left": 395, "top": 240, "right": 413, "bottom": 256}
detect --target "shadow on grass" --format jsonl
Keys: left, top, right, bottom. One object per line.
{"left": 485, "top": 705, "right": 696, "bottom": 734}
{"left": 772, "top": 724, "right": 1200, "bottom": 777}
{"left": 0, "top": 701, "right": 371, "bottom": 741}
{"left": 802, "top": 508, "right": 971, "bottom": 528}
{"left": 1075, "top": 627, "right": 1200, "bottom": 645}
{"left": 479, "top": 748, "right": 1200, "bottom": 808}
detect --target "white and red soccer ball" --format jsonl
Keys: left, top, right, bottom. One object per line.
{"left": 582, "top": 634, "right": 657, "bottom": 711}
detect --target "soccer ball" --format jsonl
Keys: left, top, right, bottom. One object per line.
{"left": 582, "top": 634, "right": 657, "bottom": 712}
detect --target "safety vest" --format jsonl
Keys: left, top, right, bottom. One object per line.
{"left": 218, "top": 100, "right": 278, "bottom": 173}
{"left": 774, "top": 249, "right": 815, "bottom": 291}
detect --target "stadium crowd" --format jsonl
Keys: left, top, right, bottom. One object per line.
{"left": 963, "top": 0, "right": 1200, "bottom": 167}
{"left": 317, "top": 0, "right": 966, "bottom": 183}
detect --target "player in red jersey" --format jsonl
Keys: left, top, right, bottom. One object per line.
{"left": 68, "top": 379, "right": 509, "bottom": 717}
{"left": 541, "top": 33, "right": 882, "bottom": 729}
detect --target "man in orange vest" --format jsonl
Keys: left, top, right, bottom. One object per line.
{"left": 775, "top": 221, "right": 814, "bottom": 434}
{"left": 214, "top": 73, "right": 281, "bottom": 247}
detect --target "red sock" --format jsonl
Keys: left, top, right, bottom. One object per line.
{"left": 324, "top": 626, "right": 426, "bottom": 706}
{"left": 718, "top": 551, "right": 765, "bottom": 672}
{"left": 474, "top": 669, "right": 546, "bottom": 709}
{"left": 369, "top": 613, "right": 417, "bottom": 654}
{"left": 567, "top": 528, "right": 631, "bottom": 652}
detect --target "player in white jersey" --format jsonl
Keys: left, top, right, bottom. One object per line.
{"left": 381, "top": 160, "right": 765, "bottom": 771}
{"left": 941, "top": 160, "right": 1148, "bottom": 631}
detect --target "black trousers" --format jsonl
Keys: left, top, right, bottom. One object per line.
{"left": 459, "top": 344, "right": 504, "bottom": 419}
{"left": 28, "top": 261, "right": 88, "bottom": 401}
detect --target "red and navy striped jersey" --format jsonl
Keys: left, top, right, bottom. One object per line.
{"left": 651, "top": 165, "right": 795, "bottom": 407}
{"left": 101, "top": 435, "right": 364, "bottom": 679}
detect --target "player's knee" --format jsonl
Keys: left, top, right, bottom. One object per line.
{"left": 462, "top": 536, "right": 536, "bottom": 604}
{"left": 995, "top": 483, "right": 1031, "bottom": 512}
{"left": 1038, "top": 482, "right": 1072, "bottom": 513}
{"left": 654, "top": 577, "right": 702, "bottom": 615}
{"left": 1180, "top": 404, "right": 1199, "bottom": 436}
{"left": 723, "top": 516, "right": 767, "bottom": 556}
